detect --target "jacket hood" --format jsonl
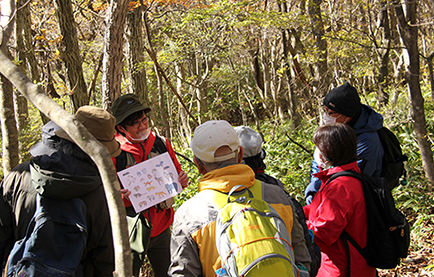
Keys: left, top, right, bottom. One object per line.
{"left": 352, "top": 104, "right": 383, "bottom": 135}
{"left": 198, "top": 163, "right": 256, "bottom": 193}
{"left": 30, "top": 152, "right": 102, "bottom": 200}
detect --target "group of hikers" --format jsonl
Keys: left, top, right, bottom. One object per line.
{"left": 1, "top": 81, "right": 388, "bottom": 277}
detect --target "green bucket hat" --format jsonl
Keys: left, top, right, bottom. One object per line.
{"left": 111, "top": 94, "right": 151, "bottom": 125}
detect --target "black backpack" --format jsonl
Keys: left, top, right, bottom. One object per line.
{"left": 325, "top": 170, "right": 410, "bottom": 271}
{"left": 377, "top": 127, "right": 408, "bottom": 190}
{"left": 5, "top": 194, "right": 87, "bottom": 277}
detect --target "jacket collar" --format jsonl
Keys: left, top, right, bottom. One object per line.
{"left": 198, "top": 164, "right": 256, "bottom": 193}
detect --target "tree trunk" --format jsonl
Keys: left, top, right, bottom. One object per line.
{"left": 0, "top": 0, "right": 19, "bottom": 175}
{"left": 426, "top": 52, "right": 434, "bottom": 102}
{"left": 15, "top": 0, "right": 29, "bottom": 161}
{"left": 277, "top": 0, "right": 302, "bottom": 129}
{"left": 375, "top": 0, "right": 391, "bottom": 107}
{"left": 54, "top": 0, "right": 89, "bottom": 112}
{"left": 0, "top": 73, "right": 19, "bottom": 176}
{"left": 395, "top": 0, "right": 434, "bottom": 183}
{"left": 246, "top": 38, "right": 273, "bottom": 120}
{"left": 101, "top": 0, "right": 129, "bottom": 111}
{"left": 175, "top": 62, "right": 191, "bottom": 147}
{"left": 125, "top": 5, "right": 150, "bottom": 108}
{"left": 156, "top": 65, "right": 171, "bottom": 139}
{"left": 308, "top": 0, "right": 329, "bottom": 98}
{"left": 20, "top": 0, "right": 49, "bottom": 124}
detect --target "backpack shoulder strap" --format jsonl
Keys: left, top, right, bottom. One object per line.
{"left": 323, "top": 170, "right": 362, "bottom": 188}
{"left": 152, "top": 135, "right": 168, "bottom": 154}
{"left": 115, "top": 150, "right": 128, "bottom": 171}
{"left": 325, "top": 170, "right": 367, "bottom": 276}
{"left": 116, "top": 150, "right": 136, "bottom": 171}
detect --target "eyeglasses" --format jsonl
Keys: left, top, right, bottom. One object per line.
{"left": 128, "top": 116, "right": 149, "bottom": 129}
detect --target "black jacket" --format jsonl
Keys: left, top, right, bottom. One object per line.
{"left": 0, "top": 151, "right": 114, "bottom": 276}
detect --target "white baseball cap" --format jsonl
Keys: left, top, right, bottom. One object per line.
{"left": 190, "top": 120, "right": 240, "bottom": 163}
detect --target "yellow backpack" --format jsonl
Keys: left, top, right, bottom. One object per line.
{"left": 203, "top": 181, "right": 304, "bottom": 277}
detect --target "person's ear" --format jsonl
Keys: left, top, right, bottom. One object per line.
{"left": 237, "top": 146, "right": 244, "bottom": 164}
{"left": 343, "top": 116, "right": 352, "bottom": 124}
{"left": 117, "top": 125, "right": 127, "bottom": 133}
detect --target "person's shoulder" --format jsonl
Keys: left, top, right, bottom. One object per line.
{"left": 11, "top": 161, "right": 32, "bottom": 174}
{"left": 1, "top": 161, "right": 33, "bottom": 193}
{"left": 261, "top": 182, "right": 292, "bottom": 205}
{"left": 356, "top": 105, "right": 383, "bottom": 130}
{"left": 174, "top": 192, "right": 218, "bottom": 227}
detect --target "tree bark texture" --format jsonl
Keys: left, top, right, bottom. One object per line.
{"left": 54, "top": 0, "right": 89, "bottom": 112}
{"left": 375, "top": 0, "right": 391, "bottom": 107}
{"left": 102, "top": 0, "right": 129, "bottom": 111}
{"left": 125, "top": 6, "right": 150, "bottom": 108}
{"left": 0, "top": 73, "right": 19, "bottom": 175}
{"left": 308, "top": 0, "right": 329, "bottom": 97}
{"left": 0, "top": 0, "right": 19, "bottom": 175}
{"left": 395, "top": 0, "right": 434, "bottom": 183}
{"left": 15, "top": 0, "right": 29, "bottom": 136}
{"left": 427, "top": 52, "right": 434, "bottom": 102}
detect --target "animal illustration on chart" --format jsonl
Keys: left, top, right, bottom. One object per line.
{"left": 163, "top": 167, "right": 172, "bottom": 182}
{"left": 153, "top": 169, "right": 166, "bottom": 187}
{"left": 147, "top": 186, "right": 156, "bottom": 191}
{"left": 163, "top": 170, "right": 178, "bottom": 193}
{"left": 147, "top": 195, "right": 155, "bottom": 202}
{"left": 155, "top": 191, "right": 167, "bottom": 198}
{"left": 143, "top": 180, "right": 153, "bottom": 187}
{"left": 147, "top": 174, "right": 153, "bottom": 179}
{"left": 133, "top": 193, "right": 142, "bottom": 198}
{"left": 138, "top": 200, "right": 147, "bottom": 207}
{"left": 126, "top": 175, "right": 136, "bottom": 187}
{"left": 136, "top": 171, "right": 141, "bottom": 177}
{"left": 155, "top": 161, "right": 164, "bottom": 168}
{"left": 165, "top": 183, "right": 176, "bottom": 194}
{"left": 133, "top": 185, "right": 141, "bottom": 192}
{"left": 141, "top": 168, "right": 147, "bottom": 175}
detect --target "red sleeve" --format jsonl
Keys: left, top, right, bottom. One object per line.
{"left": 308, "top": 177, "right": 358, "bottom": 247}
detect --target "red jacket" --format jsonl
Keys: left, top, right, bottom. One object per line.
{"left": 304, "top": 162, "right": 376, "bottom": 277}
{"left": 113, "top": 132, "right": 183, "bottom": 237}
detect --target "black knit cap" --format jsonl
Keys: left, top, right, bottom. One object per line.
{"left": 323, "top": 82, "right": 361, "bottom": 118}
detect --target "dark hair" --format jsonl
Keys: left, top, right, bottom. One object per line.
{"left": 313, "top": 123, "right": 358, "bottom": 166}
{"left": 243, "top": 154, "right": 266, "bottom": 172}
{"left": 116, "top": 110, "right": 145, "bottom": 133}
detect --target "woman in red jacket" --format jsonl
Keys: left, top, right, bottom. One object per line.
{"left": 304, "top": 123, "right": 376, "bottom": 276}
